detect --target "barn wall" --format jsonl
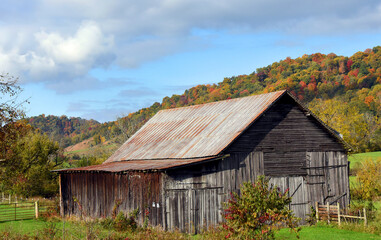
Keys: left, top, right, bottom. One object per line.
{"left": 60, "top": 172, "right": 163, "bottom": 225}
{"left": 163, "top": 152, "right": 264, "bottom": 232}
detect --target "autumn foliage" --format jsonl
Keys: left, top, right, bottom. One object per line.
{"left": 351, "top": 158, "right": 381, "bottom": 201}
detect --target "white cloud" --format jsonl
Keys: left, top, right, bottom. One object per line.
{"left": 0, "top": 20, "right": 114, "bottom": 87}
{"left": 1, "top": 0, "right": 381, "bottom": 93}
{"left": 35, "top": 21, "right": 113, "bottom": 64}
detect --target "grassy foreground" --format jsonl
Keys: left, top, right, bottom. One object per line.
{"left": 0, "top": 219, "right": 381, "bottom": 239}
{"left": 276, "top": 224, "right": 381, "bottom": 240}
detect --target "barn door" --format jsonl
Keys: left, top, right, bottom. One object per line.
{"left": 164, "top": 187, "right": 222, "bottom": 233}
{"left": 306, "top": 152, "right": 349, "bottom": 206}
{"left": 306, "top": 152, "right": 328, "bottom": 204}
{"left": 288, "top": 177, "right": 309, "bottom": 220}
{"left": 269, "top": 176, "right": 309, "bottom": 221}
{"left": 164, "top": 189, "right": 192, "bottom": 232}
{"left": 190, "top": 187, "right": 223, "bottom": 233}
{"left": 323, "top": 152, "right": 350, "bottom": 206}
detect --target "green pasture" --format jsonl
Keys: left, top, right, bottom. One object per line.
{"left": 0, "top": 202, "right": 51, "bottom": 222}
{"left": 0, "top": 220, "right": 380, "bottom": 239}
{"left": 276, "top": 224, "right": 381, "bottom": 240}
{"left": 348, "top": 151, "right": 381, "bottom": 170}
{"left": 0, "top": 220, "right": 88, "bottom": 239}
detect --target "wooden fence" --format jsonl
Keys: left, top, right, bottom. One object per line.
{"left": 315, "top": 202, "right": 367, "bottom": 226}
{"left": 0, "top": 202, "right": 52, "bottom": 222}
{"left": 0, "top": 193, "right": 26, "bottom": 204}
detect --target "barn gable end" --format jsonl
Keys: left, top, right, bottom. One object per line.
{"left": 226, "top": 93, "right": 345, "bottom": 175}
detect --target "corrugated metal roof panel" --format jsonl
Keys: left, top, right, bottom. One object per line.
{"left": 105, "top": 90, "right": 286, "bottom": 163}
{"left": 56, "top": 156, "right": 219, "bottom": 172}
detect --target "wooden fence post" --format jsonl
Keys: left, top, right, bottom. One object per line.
{"left": 35, "top": 201, "right": 39, "bottom": 219}
{"left": 315, "top": 202, "right": 319, "bottom": 222}
{"left": 327, "top": 204, "right": 330, "bottom": 224}
{"left": 337, "top": 202, "right": 341, "bottom": 226}
{"left": 363, "top": 208, "right": 367, "bottom": 226}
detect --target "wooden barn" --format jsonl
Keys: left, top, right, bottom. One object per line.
{"left": 56, "top": 90, "right": 350, "bottom": 232}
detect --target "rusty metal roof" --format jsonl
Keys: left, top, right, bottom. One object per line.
{"left": 56, "top": 156, "right": 220, "bottom": 173}
{"left": 55, "top": 90, "right": 350, "bottom": 173}
{"left": 104, "top": 90, "right": 287, "bottom": 163}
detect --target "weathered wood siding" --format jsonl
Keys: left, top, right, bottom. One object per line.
{"left": 60, "top": 172, "right": 163, "bottom": 225}
{"left": 269, "top": 176, "right": 310, "bottom": 222}
{"left": 227, "top": 95, "right": 344, "bottom": 176}
{"left": 306, "top": 151, "right": 349, "bottom": 207}
{"left": 163, "top": 152, "right": 264, "bottom": 232}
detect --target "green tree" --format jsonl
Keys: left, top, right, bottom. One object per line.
{"left": 0, "top": 129, "right": 60, "bottom": 197}
{"left": 352, "top": 158, "right": 381, "bottom": 201}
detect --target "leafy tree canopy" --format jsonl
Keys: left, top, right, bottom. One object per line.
{"left": 0, "top": 126, "right": 60, "bottom": 197}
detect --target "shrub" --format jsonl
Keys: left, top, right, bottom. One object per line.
{"left": 39, "top": 198, "right": 61, "bottom": 221}
{"left": 99, "top": 217, "right": 115, "bottom": 230}
{"left": 38, "top": 221, "right": 59, "bottom": 240}
{"left": 111, "top": 199, "right": 122, "bottom": 219}
{"left": 223, "top": 175, "right": 300, "bottom": 239}
{"left": 114, "top": 211, "right": 137, "bottom": 232}
{"left": 306, "top": 205, "right": 317, "bottom": 226}
{"left": 351, "top": 158, "right": 381, "bottom": 201}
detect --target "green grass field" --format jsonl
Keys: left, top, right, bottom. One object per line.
{"left": 276, "top": 225, "right": 381, "bottom": 240}
{"left": 348, "top": 151, "right": 381, "bottom": 170}
{"left": 0, "top": 202, "right": 52, "bottom": 222}
{"left": 1, "top": 220, "right": 381, "bottom": 239}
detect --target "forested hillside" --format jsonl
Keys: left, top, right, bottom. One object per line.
{"left": 25, "top": 115, "right": 100, "bottom": 147}
{"left": 29, "top": 47, "right": 381, "bottom": 153}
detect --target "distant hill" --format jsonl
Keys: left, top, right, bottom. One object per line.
{"left": 26, "top": 115, "right": 101, "bottom": 147}
{"left": 28, "top": 46, "right": 381, "bottom": 154}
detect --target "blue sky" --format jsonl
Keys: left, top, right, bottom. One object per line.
{"left": 1, "top": 0, "right": 381, "bottom": 122}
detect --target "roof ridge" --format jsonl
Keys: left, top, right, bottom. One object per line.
{"left": 157, "top": 90, "right": 287, "bottom": 113}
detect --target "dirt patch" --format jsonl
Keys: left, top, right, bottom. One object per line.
{"left": 65, "top": 138, "right": 93, "bottom": 152}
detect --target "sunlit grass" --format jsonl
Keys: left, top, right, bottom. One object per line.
{"left": 276, "top": 224, "right": 381, "bottom": 239}
{"left": 348, "top": 151, "right": 381, "bottom": 170}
